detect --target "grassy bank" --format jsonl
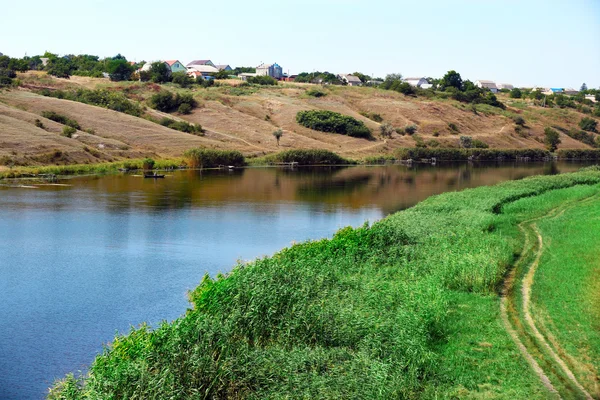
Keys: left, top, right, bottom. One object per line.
{"left": 0, "top": 158, "right": 184, "bottom": 180}
{"left": 248, "top": 149, "right": 356, "bottom": 165}
{"left": 49, "top": 166, "right": 600, "bottom": 399}
{"left": 396, "top": 147, "right": 553, "bottom": 161}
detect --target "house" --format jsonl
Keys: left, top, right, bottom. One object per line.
{"left": 283, "top": 74, "right": 298, "bottom": 82}
{"left": 542, "top": 88, "right": 564, "bottom": 95}
{"left": 186, "top": 64, "right": 219, "bottom": 78}
{"left": 165, "top": 60, "right": 187, "bottom": 73}
{"left": 215, "top": 64, "right": 232, "bottom": 71}
{"left": 186, "top": 59, "right": 216, "bottom": 68}
{"left": 563, "top": 88, "right": 579, "bottom": 95}
{"left": 420, "top": 83, "right": 433, "bottom": 90}
{"left": 585, "top": 95, "right": 597, "bottom": 103}
{"left": 403, "top": 77, "right": 428, "bottom": 87}
{"left": 496, "top": 83, "right": 514, "bottom": 90}
{"left": 238, "top": 72, "right": 258, "bottom": 81}
{"left": 40, "top": 57, "right": 49, "bottom": 67}
{"left": 338, "top": 74, "right": 362, "bottom": 86}
{"left": 140, "top": 61, "right": 172, "bottom": 73}
{"left": 366, "top": 79, "right": 384, "bottom": 86}
{"left": 256, "top": 63, "right": 283, "bottom": 79}
{"left": 475, "top": 80, "right": 498, "bottom": 93}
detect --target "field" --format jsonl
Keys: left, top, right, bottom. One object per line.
{"left": 49, "top": 167, "right": 600, "bottom": 399}
{"left": 1, "top": 71, "right": 597, "bottom": 168}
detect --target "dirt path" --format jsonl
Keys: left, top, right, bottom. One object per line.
{"left": 500, "top": 197, "right": 597, "bottom": 399}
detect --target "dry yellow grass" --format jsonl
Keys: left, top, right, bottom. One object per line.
{"left": 0, "top": 72, "right": 596, "bottom": 166}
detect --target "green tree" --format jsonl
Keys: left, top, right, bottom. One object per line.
{"left": 352, "top": 72, "right": 371, "bottom": 83}
{"left": 171, "top": 72, "right": 193, "bottom": 88}
{"left": 544, "top": 127, "right": 561, "bottom": 152}
{"left": 440, "top": 70, "right": 463, "bottom": 91}
{"left": 272, "top": 128, "right": 283, "bottom": 146}
{"left": 149, "top": 62, "right": 171, "bottom": 83}
{"left": 106, "top": 59, "right": 133, "bottom": 81}
{"left": 46, "top": 57, "right": 73, "bottom": 78}
{"left": 510, "top": 88, "right": 522, "bottom": 98}
{"left": 579, "top": 117, "right": 598, "bottom": 132}
{"left": 580, "top": 83, "right": 588, "bottom": 92}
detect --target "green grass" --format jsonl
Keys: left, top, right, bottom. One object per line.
{"left": 49, "top": 167, "right": 600, "bottom": 399}
{"left": 249, "top": 149, "right": 355, "bottom": 166}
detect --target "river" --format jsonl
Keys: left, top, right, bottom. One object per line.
{"left": 0, "top": 161, "right": 592, "bottom": 399}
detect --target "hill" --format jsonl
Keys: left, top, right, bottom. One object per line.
{"left": 0, "top": 71, "right": 597, "bottom": 167}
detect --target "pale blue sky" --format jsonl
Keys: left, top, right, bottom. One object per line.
{"left": 2, "top": 0, "right": 599, "bottom": 88}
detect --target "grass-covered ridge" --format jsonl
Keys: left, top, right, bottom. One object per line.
{"left": 49, "top": 167, "right": 600, "bottom": 399}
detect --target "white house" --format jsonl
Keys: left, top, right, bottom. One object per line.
{"left": 186, "top": 64, "right": 220, "bottom": 78}
{"left": 585, "top": 95, "right": 597, "bottom": 103}
{"left": 238, "top": 72, "right": 258, "bottom": 81}
{"left": 403, "top": 77, "right": 428, "bottom": 87}
{"left": 475, "top": 80, "right": 498, "bottom": 93}
{"left": 496, "top": 83, "right": 514, "bottom": 90}
{"left": 186, "top": 59, "right": 216, "bottom": 68}
{"left": 140, "top": 61, "right": 172, "bottom": 73}
{"left": 256, "top": 63, "right": 283, "bottom": 79}
{"left": 338, "top": 74, "right": 362, "bottom": 86}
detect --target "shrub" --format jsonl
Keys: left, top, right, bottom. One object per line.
{"left": 184, "top": 149, "right": 245, "bottom": 168}
{"left": 34, "top": 119, "right": 45, "bottom": 129}
{"left": 61, "top": 126, "right": 76, "bottom": 138}
{"left": 509, "top": 88, "right": 522, "bottom": 98}
{"left": 306, "top": 88, "right": 326, "bottom": 97}
{"left": 296, "top": 110, "right": 372, "bottom": 138}
{"left": 404, "top": 124, "right": 417, "bottom": 135}
{"left": 247, "top": 75, "right": 278, "bottom": 85}
{"left": 432, "top": 129, "right": 440, "bottom": 137}
{"left": 426, "top": 139, "right": 441, "bottom": 147}
{"left": 544, "top": 127, "right": 561, "bottom": 152}
{"left": 579, "top": 117, "right": 598, "bottom": 132}
{"left": 41, "top": 111, "right": 80, "bottom": 129}
{"left": 396, "top": 147, "right": 552, "bottom": 161}
{"left": 178, "top": 103, "right": 192, "bottom": 115}
{"left": 379, "top": 123, "right": 394, "bottom": 138}
{"left": 512, "top": 115, "right": 526, "bottom": 126}
{"left": 159, "top": 117, "right": 203, "bottom": 134}
{"left": 38, "top": 88, "right": 142, "bottom": 117}
{"left": 448, "top": 122, "right": 459, "bottom": 133}
{"left": 263, "top": 149, "right": 351, "bottom": 165}
{"left": 171, "top": 72, "right": 193, "bottom": 88}
{"left": 360, "top": 112, "right": 383, "bottom": 123}
{"left": 149, "top": 91, "right": 197, "bottom": 113}
{"left": 472, "top": 139, "right": 489, "bottom": 148}
{"left": 272, "top": 128, "right": 283, "bottom": 146}
{"left": 460, "top": 135, "right": 473, "bottom": 148}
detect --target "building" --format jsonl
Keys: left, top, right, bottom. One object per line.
{"left": 542, "top": 88, "right": 564, "bottom": 95}
{"left": 496, "top": 83, "right": 514, "bottom": 90}
{"left": 338, "top": 74, "right": 362, "bottom": 86}
{"left": 186, "top": 64, "right": 220, "bottom": 78}
{"left": 40, "top": 57, "right": 49, "bottom": 67}
{"left": 165, "top": 60, "right": 187, "bottom": 73}
{"left": 585, "top": 95, "right": 597, "bottom": 103}
{"left": 403, "top": 77, "right": 428, "bottom": 87}
{"left": 215, "top": 64, "right": 232, "bottom": 71}
{"left": 140, "top": 61, "right": 172, "bottom": 73}
{"left": 256, "top": 63, "right": 283, "bottom": 79}
{"left": 475, "top": 80, "right": 498, "bottom": 93}
{"left": 563, "top": 88, "right": 579, "bottom": 95}
{"left": 186, "top": 59, "right": 216, "bottom": 68}
{"left": 238, "top": 72, "right": 258, "bottom": 81}
{"left": 420, "top": 83, "right": 433, "bottom": 90}
{"left": 283, "top": 75, "right": 297, "bottom": 82}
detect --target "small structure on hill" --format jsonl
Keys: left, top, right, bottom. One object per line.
{"left": 403, "top": 77, "right": 428, "bottom": 87}
{"left": 187, "top": 60, "right": 216, "bottom": 68}
{"left": 496, "top": 83, "right": 514, "bottom": 90}
{"left": 165, "top": 60, "right": 187, "bottom": 73}
{"left": 338, "top": 74, "right": 362, "bottom": 86}
{"left": 215, "top": 64, "right": 232, "bottom": 71}
{"left": 256, "top": 63, "right": 283, "bottom": 79}
{"left": 475, "top": 80, "right": 498, "bottom": 93}
{"left": 187, "top": 64, "right": 219, "bottom": 78}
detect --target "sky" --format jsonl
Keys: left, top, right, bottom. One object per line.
{"left": 1, "top": 0, "right": 599, "bottom": 88}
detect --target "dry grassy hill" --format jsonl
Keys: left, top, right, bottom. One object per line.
{"left": 0, "top": 71, "right": 596, "bottom": 167}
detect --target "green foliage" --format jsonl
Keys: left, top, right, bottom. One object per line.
{"left": 171, "top": 72, "right": 193, "bottom": 88}
{"left": 61, "top": 126, "right": 76, "bottom": 138}
{"left": 262, "top": 149, "right": 351, "bottom": 165}
{"left": 159, "top": 117, "right": 203, "bottom": 134}
{"left": 149, "top": 62, "right": 171, "bottom": 83}
{"left": 296, "top": 110, "right": 372, "bottom": 138}
{"left": 396, "top": 147, "right": 553, "bottom": 161}
{"left": 544, "top": 127, "right": 561, "bottom": 152}
{"left": 49, "top": 169, "right": 600, "bottom": 399}
{"left": 509, "top": 88, "right": 522, "bottom": 98}
{"left": 306, "top": 88, "right": 326, "bottom": 97}
{"left": 46, "top": 57, "right": 73, "bottom": 78}
{"left": 38, "top": 88, "right": 143, "bottom": 117}
{"left": 149, "top": 90, "right": 197, "bottom": 113}
{"left": 579, "top": 117, "right": 598, "bottom": 132}
{"left": 439, "top": 70, "right": 462, "bottom": 90}
{"left": 447, "top": 122, "right": 459, "bottom": 133}
{"left": 379, "top": 74, "right": 416, "bottom": 95}
{"left": 379, "top": 122, "right": 394, "bottom": 138}
{"left": 359, "top": 111, "right": 383, "bottom": 122}
{"left": 557, "top": 149, "right": 600, "bottom": 159}
{"left": 459, "top": 135, "right": 473, "bottom": 148}
{"left": 41, "top": 111, "right": 80, "bottom": 129}
{"left": 472, "top": 139, "right": 489, "bottom": 148}
{"left": 142, "top": 158, "right": 155, "bottom": 170}
{"left": 294, "top": 71, "right": 340, "bottom": 84}
{"left": 404, "top": 124, "right": 417, "bottom": 135}
{"left": 177, "top": 103, "right": 192, "bottom": 115}
{"left": 512, "top": 115, "right": 526, "bottom": 126}
{"left": 184, "top": 149, "right": 245, "bottom": 168}
{"left": 106, "top": 59, "right": 134, "bottom": 81}
{"left": 247, "top": 75, "right": 278, "bottom": 85}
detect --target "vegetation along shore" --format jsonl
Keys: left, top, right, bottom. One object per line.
{"left": 49, "top": 166, "right": 600, "bottom": 399}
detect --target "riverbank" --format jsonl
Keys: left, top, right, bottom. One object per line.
{"left": 49, "top": 166, "right": 600, "bottom": 399}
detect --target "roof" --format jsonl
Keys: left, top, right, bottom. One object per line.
{"left": 164, "top": 60, "right": 182, "bottom": 66}
{"left": 215, "top": 64, "right": 231, "bottom": 70}
{"left": 404, "top": 77, "right": 425, "bottom": 81}
{"left": 186, "top": 60, "right": 213, "bottom": 67}
{"left": 187, "top": 65, "right": 219, "bottom": 73}
{"left": 342, "top": 74, "right": 362, "bottom": 83}
{"left": 476, "top": 80, "right": 498, "bottom": 89}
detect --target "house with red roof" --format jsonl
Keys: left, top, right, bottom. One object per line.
{"left": 165, "top": 60, "right": 186, "bottom": 73}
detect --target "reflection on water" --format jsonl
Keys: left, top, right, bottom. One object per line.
{"left": 0, "top": 161, "right": 593, "bottom": 399}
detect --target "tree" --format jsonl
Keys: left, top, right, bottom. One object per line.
{"left": 106, "top": 59, "right": 133, "bottom": 81}
{"left": 544, "top": 127, "right": 561, "bottom": 152}
{"left": 46, "top": 57, "right": 72, "bottom": 78}
{"left": 272, "top": 129, "right": 283, "bottom": 146}
{"left": 379, "top": 123, "right": 394, "bottom": 138}
{"left": 510, "top": 88, "right": 522, "bottom": 98}
{"left": 440, "top": 70, "right": 463, "bottom": 91}
{"left": 352, "top": 72, "right": 371, "bottom": 83}
{"left": 212, "top": 70, "right": 232, "bottom": 80}
{"left": 580, "top": 83, "right": 588, "bottom": 92}
{"left": 171, "top": 72, "right": 193, "bottom": 88}
{"left": 149, "top": 62, "right": 171, "bottom": 83}
{"left": 459, "top": 135, "right": 473, "bottom": 148}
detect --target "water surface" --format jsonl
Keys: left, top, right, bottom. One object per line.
{"left": 0, "top": 162, "right": 591, "bottom": 398}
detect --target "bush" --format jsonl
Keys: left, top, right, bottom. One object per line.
{"left": 512, "top": 115, "right": 526, "bottom": 126}
{"left": 178, "top": 103, "right": 192, "bottom": 115}
{"left": 171, "top": 72, "right": 193, "bottom": 88}
{"left": 306, "top": 88, "right": 326, "bottom": 97}
{"left": 262, "top": 149, "right": 351, "bottom": 165}
{"left": 296, "top": 110, "right": 372, "bottom": 138}
{"left": 396, "top": 147, "right": 552, "bottom": 161}
{"left": 34, "top": 119, "right": 45, "bottom": 129}
{"left": 247, "top": 75, "right": 278, "bottom": 85}
{"left": 509, "top": 88, "right": 522, "bottom": 98}
{"left": 41, "top": 111, "right": 80, "bottom": 129}
{"left": 142, "top": 158, "right": 155, "bottom": 170}
{"left": 38, "top": 88, "right": 142, "bottom": 117}
{"left": 379, "top": 123, "right": 394, "bottom": 138}
{"left": 459, "top": 135, "right": 473, "bottom": 148}
{"left": 404, "top": 124, "right": 417, "bottom": 135}
{"left": 158, "top": 117, "right": 203, "bottom": 134}
{"left": 448, "top": 122, "right": 459, "bottom": 133}
{"left": 472, "top": 139, "right": 489, "bottom": 149}
{"left": 557, "top": 149, "right": 600, "bottom": 160}
{"left": 61, "top": 126, "right": 76, "bottom": 138}
{"left": 184, "top": 149, "right": 245, "bottom": 168}
{"left": 579, "top": 117, "right": 598, "bottom": 132}
{"left": 149, "top": 91, "right": 197, "bottom": 113}
{"left": 360, "top": 112, "right": 383, "bottom": 123}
